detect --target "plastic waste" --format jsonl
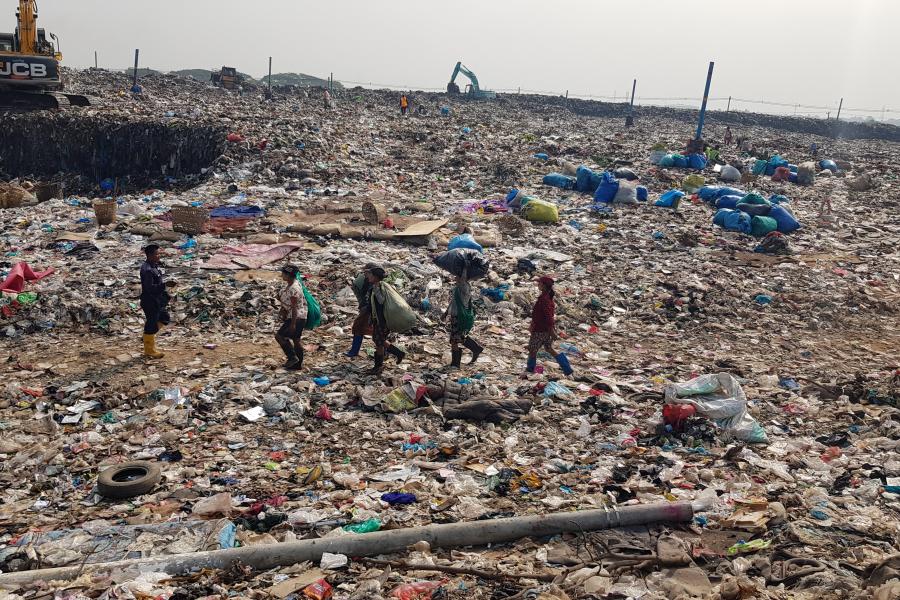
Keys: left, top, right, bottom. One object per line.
{"left": 636, "top": 186, "right": 648, "bottom": 201}
{"left": 719, "top": 165, "right": 741, "bottom": 182}
{"left": 390, "top": 581, "right": 446, "bottom": 600}
{"left": 448, "top": 233, "right": 483, "bottom": 252}
{"left": 380, "top": 283, "right": 418, "bottom": 333}
{"left": 655, "top": 190, "right": 684, "bottom": 208}
{"left": 750, "top": 215, "right": 778, "bottom": 237}
{"left": 681, "top": 174, "right": 705, "bottom": 193}
{"left": 575, "top": 165, "right": 603, "bottom": 193}
{"left": 343, "top": 518, "right": 381, "bottom": 533}
{"left": 716, "top": 194, "right": 742, "bottom": 209}
{"left": 593, "top": 171, "right": 619, "bottom": 203}
{"left": 434, "top": 248, "right": 491, "bottom": 280}
{"left": 769, "top": 204, "right": 801, "bottom": 233}
{"left": 686, "top": 154, "right": 708, "bottom": 170}
{"left": 665, "top": 373, "right": 768, "bottom": 444}
{"left": 192, "top": 492, "right": 234, "bottom": 516}
{"left": 612, "top": 183, "right": 637, "bottom": 204}
{"left": 713, "top": 209, "right": 752, "bottom": 234}
{"left": 542, "top": 173, "right": 576, "bottom": 190}
{"left": 522, "top": 198, "right": 560, "bottom": 223}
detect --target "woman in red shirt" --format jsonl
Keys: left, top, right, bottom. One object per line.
{"left": 526, "top": 276, "right": 573, "bottom": 376}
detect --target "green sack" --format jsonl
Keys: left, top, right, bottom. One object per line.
{"left": 381, "top": 282, "right": 417, "bottom": 333}
{"left": 750, "top": 215, "right": 778, "bottom": 238}
{"left": 299, "top": 278, "right": 322, "bottom": 330}
{"left": 740, "top": 192, "right": 769, "bottom": 205}
{"left": 454, "top": 288, "right": 475, "bottom": 334}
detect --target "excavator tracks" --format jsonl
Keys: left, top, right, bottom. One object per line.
{"left": 0, "top": 90, "right": 91, "bottom": 110}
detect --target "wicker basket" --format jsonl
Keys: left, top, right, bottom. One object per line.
{"left": 171, "top": 206, "right": 209, "bottom": 235}
{"left": 93, "top": 200, "right": 117, "bottom": 225}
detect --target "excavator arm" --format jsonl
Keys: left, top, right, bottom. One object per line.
{"left": 447, "top": 61, "right": 495, "bottom": 99}
{"left": 16, "top": 0, "right": 36, "bottom": 53}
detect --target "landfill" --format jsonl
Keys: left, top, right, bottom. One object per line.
{"left": 0, "top": 68, "right": 899, "bottom": 600}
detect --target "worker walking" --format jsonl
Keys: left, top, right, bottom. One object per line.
{"left": 323, "top": 89, "right": 333, "bottom": 110}
{"left": 525, "top": 276, "right": 573, "bottom": 376}
{"left": 367, "top": 267, "right": 406, "bottom": 374}
{"left": 140, "top": 244, "right": 174, "bottom": 359}
{"left": 400, "top": 94, "right": 409, "bottom": 116}
{"left": 443, "top": 271, "right": 484, "bottom": 368}
{"left": 345, "top": 263, "right": 379, "bottom": 357}
{"left": 274, "top": 265, "right": 307, "bottom": 370}
{"left": 724, "top": 126, "right": 733, "bottom": 147}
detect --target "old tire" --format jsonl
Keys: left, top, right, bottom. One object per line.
{"left": 97, "top": 461, "right": 162, "bottom": 499}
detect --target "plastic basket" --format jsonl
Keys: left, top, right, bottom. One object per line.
{"left": 171, "top": 206, "right": 209, "bottom": 235}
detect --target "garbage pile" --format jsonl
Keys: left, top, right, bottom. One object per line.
{"left": 0, "top": 68, "right": 898, "bottom": 599}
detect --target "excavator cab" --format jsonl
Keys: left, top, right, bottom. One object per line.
{"left": 0, "top": 0, "right": 89, "bottom": 108}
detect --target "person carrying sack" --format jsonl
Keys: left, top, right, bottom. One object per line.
{"left": 367, "top": 266, "right": 406, "bottom": 375}
{"left": 443, "top": 271, "right": 483, "bottom": 368}
{"left": 275, "top": 265, "right": 307, "bottom": 370}
{"left": 345, "top": 263, "right": 379, "bottom": 358}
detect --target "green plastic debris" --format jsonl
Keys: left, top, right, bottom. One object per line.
{"left": 343, "top": 518, "right": 381, "bottom": 534}
{"left": 727, "top": 539, "right": 771, "bottom": 556}
{"left": 16, "top": 292, "right": 38, "bottom": 305}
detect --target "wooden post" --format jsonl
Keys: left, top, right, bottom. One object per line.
{"left": 836, "top": 97, "right": 843, "bottom": 121}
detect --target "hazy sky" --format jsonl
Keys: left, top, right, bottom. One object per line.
{"left": 30, "top": 0, "right": 899, "bottom": 118}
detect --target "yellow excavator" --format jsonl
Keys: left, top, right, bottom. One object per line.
{"left": 0, "top": 0, "right": 89, "bottom": 109}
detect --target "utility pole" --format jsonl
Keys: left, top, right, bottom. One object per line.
{"left": 131, "top": 49, "right": 140, "bottom": 91}
{"left": 625, "top": 78, "right": 636, "bottom": 127}
{"left": 694, "top": 61, "right": 715, "bottom": 142}
{"left": 94, "top": 50, "right": 97, "bottom": 69}
{"left": 267, "top": 56, "right": 273, "bottom": 98}
{"left": 726, "top": 96, "right": 731, "bottom": 112}
{"left": 836, "top": 97, "right": 843, "bottom": 121}
{"left": 329, "top": 72, "right": 333, "bottom": 93}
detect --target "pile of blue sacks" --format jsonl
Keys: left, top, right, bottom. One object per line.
{"left": 700, "top": 186, "right": 802, "bottom": 236}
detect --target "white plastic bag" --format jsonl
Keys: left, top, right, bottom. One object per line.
{"left": 664, "top": 373, "right": 768, "bottom": 444}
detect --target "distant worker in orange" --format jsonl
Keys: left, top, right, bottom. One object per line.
{"left": 400, "top": 94, "right": 409, "bottom": 116}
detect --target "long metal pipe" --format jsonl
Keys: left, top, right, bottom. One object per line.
{"left": 0, "top": 502, "right": 693, "bottom": 587}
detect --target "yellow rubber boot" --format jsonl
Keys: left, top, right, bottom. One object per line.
{"left": 143, "top": 334, "right": 164, "bottom": 359}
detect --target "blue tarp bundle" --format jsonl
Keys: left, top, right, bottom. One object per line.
{"left": 209, "top": 205, "right": 265, "bottom": 219}
{"left": 543, "top": 173, "right": 576, "bottom": 190}
{"left": 713, "top": 209, "right": 752, "bottom": 234}
{"left": 769, "top": 205, "right": 802, "bottom": 233}
{"left": 575, "top": 166, "right": 604, "bottom": 193}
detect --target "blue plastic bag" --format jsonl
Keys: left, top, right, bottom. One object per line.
{"left": 655, "top": 190, "right": 684, "bottom": 208}
{"left": 716, "top": 194, "right": 743, "bottom": 209}
{"left": 659, "top": 154, "right": 675, "bottom": 168}
{"left": 769, "top": 205, "right": 801, "bottom": 233}
{"left": 448, "top": 233, "right": 483, "bottom": 253}
{"left": 543, "top": 173, "right": 575, "bottom": 190}
{"left": 575, "top": 165, "right": 604, "bottom": 194}
{"left": 593, "top": 171, "right": 619, "bottom": 203}
{"left": 636, "top": 186, "right": 648, "bottom": 202}
{"left": 687, "top": 154, "right": 708, "bottom": 170}
{"left": 788, "top": 164, "right": 798, "bottom": 173}
{"left": 672, "top": 155, "right": 690, "bottom": 168}
{"left": 768, "top": 194, "right": 789, "bottom": 205}
{"left": 533, "top": 153, "right": 549, "bottom": 160}
{"left": 713, "top": 209, "right": 752, "bottom": 234}
{"left": 788, "top": 173, "right": 798, "bottom": 184}
{"left": 819, "top": 159, "right": 838, "bottom": 172}
{"left": 698, "top": 186, "right": 720, "bottom": 201}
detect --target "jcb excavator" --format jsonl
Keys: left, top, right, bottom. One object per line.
{"left": 447, "top": 61, "right": 496, "bottom": 100}
{"left": 0, "top": 0, "right": 89, "bottom": 109}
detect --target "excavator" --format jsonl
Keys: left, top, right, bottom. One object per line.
{"left": 0, "top": 0, "right": 89, "bottom": 109}
{"left": 447, "top": 61, "right": 496, "bottom": 100}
